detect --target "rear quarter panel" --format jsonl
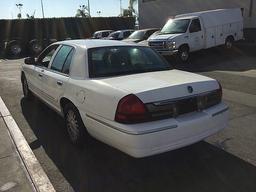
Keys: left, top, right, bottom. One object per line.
{"left": 63, "top": 78, "right": 127, "bottom": 122}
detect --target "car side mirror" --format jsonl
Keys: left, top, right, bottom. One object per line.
{"left": 24, "top": 57, "right": 36, "bottom": 65}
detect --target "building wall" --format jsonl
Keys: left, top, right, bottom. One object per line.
{"left": 139, "top": 0, "right": 256, "bottom": 29}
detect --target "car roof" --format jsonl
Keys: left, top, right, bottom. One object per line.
{"left": 115, "top": 29, "right": 134, "bottom": 33}
{"left": 175, "top": 16, "right": 198, "bottom": 20}
{"left": 55, "top": 39, "right": 141, "bottom": 49}
{"left": 94, "top": 30, "right": 114, "bottom": 33}
{"left": 137, "top": 28, "right": 159, "bottom": 32}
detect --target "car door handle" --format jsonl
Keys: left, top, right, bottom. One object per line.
{"left": 57, "top": 81, "right": 63, "bottom": 86}
{"left": 38, "top": 73, "right": 43, "bottom": 77}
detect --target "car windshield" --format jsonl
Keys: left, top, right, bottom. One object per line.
{"left": 160, "top": 19, "right": 190, "bottom": 34}
{"left": 128, "top": 31, "right": 145, "bottom": 40}
{"left": 89, "top": 46, "right": 171, "bottom": 78}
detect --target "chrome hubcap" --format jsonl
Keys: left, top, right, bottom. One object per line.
{"left": 11, "top": 45, "right": 21, "bottom": 55}
{"left": 66, "top": 110, "right": 79, "bottom": 142}
{"left": 33, "top": 44, "right": 42, "bottom": 53}
{"left": 181, "top": 51, "right": 189, "bottom": 61}
{"left": 226, "top": 41, "right": 232, "bottom": 49}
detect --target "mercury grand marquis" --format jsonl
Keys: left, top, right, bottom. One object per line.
{"left": 21, "top": 40, "right": 228, "bottom": 157}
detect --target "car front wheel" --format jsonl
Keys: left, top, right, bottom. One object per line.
{"left": 178, "top": 46, "right": 190, "bottom": 63}
{"left": 64, "top": 103, "right": 87, "bottom": 146}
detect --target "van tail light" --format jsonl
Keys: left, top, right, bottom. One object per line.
{"left": 115, "top": 94, "right": 150, "bottom": 124}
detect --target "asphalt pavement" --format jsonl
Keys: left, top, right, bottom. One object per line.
{"left": 0, "top": 44, "right": 256, "bottom": 192}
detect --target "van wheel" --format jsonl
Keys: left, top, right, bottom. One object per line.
{"left": 64, "top": 103, "right": 87, "bottom": 146}
{"left": 8, "top": 41, "right": 22, "bottom": 57}
{"left": 178, "top": 46, "right": 190, "bottom": 63}
{"left": 225, "top": 37, "right": 234, "bottom": 49}
{"left": 21, "top": 75, "right": 33, "bottom": 99}
{"left": 29, "top": 39, "right": 43, "bottom": 55}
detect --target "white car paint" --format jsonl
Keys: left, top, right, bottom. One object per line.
{"left": 21, "top": 39, "right": 228, "bottom": 158}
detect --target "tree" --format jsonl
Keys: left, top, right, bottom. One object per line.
{"left": 26, "top": 10, "right": 36, "bottom": 19}
{"left": 26, "top": 14, "right": 35, "bottom": 19}
{"left": 76, "top": 5, "right": 90, "bottom": 18}
{"left": 129, "top": 0, "right": 137, "bottom": 15}
{"left": 17, "top": 13, "right": 22, "bottom": 19}
{"left": 121, "top": 0, "right": 137, "bottom": 17}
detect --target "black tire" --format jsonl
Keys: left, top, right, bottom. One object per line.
{"left": 178, "top": 45, "right": 190, "bottom": 63}
{"left": 64, "top": 103, "right": 87, "bottom": 146}
{"left": 29, "top": 39, "right": 43, "bottom": 55}
{"left": 21, "top": 75, "right": 33, "bottom": 99}
{"left": 225, "top": 36, "right": 234, "bottom": 49}
{"left": 7, "top": 40, "right": 22, "bottom": 58}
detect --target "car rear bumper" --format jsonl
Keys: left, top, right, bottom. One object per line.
{"left": 84, "top": 102, "right": 228, "bottom": 158}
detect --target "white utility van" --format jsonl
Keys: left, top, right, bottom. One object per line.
{"left": 148, "top": 9, "right": 244, "bottom": 62}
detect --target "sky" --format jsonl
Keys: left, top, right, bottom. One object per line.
{"left": 0, "top": 0, "right": 134, "bottom": 19}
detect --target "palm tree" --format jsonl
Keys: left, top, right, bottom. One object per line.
{"left": 76, "top": 5, "right": 90, "bottom": 18}
{"left": 128, "top": 0, "right": 137, "bottom": 15}
{"left": 122, "top": 0, "right": 137, "bottom": 17}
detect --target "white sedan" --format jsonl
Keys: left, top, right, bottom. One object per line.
{"left": 21, "top": 40, "right": 228, "bottom": 158}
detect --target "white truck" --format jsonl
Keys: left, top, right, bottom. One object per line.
{"left": 148, "top": 9, "right": 244, "bottom": 62}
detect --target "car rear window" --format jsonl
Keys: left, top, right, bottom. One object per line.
{"left": 88, "top": 46, "right": 171, "bottom": 78}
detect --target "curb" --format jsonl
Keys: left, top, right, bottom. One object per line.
{"left": 0, "top": 97, "right": 55, "bottom": 192}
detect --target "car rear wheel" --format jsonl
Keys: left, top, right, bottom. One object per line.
{"left": 225, "top": 36, "right": 234, "bottom": 49}
{"left": 64, "top": 103, "right": 87, "bottom": 146}
{"left": 21, "top": 75, "right": 33, "bottom": 99}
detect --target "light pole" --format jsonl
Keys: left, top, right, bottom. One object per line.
{"left": 87, "top": 0, "right": 91, "bottom": 17}
{"left": 120, "top": 0, "right": 122, "bottom": 16}
{"left": 16, "top": 3, "right": 23, "bottom": 19}
{"left": 40, "top": 0, "right": 45, "bottom": 18}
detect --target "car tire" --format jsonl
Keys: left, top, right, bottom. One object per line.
{"left": 7, "top": 40, "right": 22, "bottom": 58}
{"left": 225, "top": 36, "right": 234, "bottom": 49}
{"left": 178, "top": 46, "right": 190, "bottom": 63}
{"left": 21, "top": 75, "right": 33, "bottom": 99}
{"left": 29, "top": 39, "right": 43, "bottom": 55}
{"left": 64, "top": 103, "right": 87, "bottom": 146}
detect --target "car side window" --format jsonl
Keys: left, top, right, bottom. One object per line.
{"left": 189, "top": 19, "right": 202, "bottom": 33}
{"left": 51, "top": 45, "right": 73, "bottom": 73}
{"left": 62, "top": 49, "right": 74, "bottom": 75}
{"left": 123, "top": 31, "right": 131, "bottom": 38}
{"left": 37, "top": 45, "right": 59, "bottom": 67}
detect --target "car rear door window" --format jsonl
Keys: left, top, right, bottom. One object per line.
{"left": 51, "top": 45, "right": 73, "bottom": 73}
{"left": 62, "top": 49, "right": 74, "bottom": 75}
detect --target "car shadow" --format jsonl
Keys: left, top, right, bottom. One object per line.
{"left": 20, "top": 98, "right": 256, "bottom": 192}
{"left": 167, "top": 43, "right": 256, "bottom": 73}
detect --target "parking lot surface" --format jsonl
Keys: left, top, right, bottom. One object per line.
{"left": 0, "top": 44, "right": 256, "bottom": 192}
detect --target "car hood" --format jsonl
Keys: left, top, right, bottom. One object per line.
{"left": 149, "top": 33, "right": 183, "bottom": 41}
{"left": 95, "top": 70, "right": 219, "bottom": 103}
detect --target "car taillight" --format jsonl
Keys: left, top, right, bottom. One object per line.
{"left": 115, "top": 94, "right": 150, "bottom": 124}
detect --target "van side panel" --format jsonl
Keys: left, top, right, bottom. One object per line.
{"left": 205, "top": 28, "right": 216, "bottom": 48}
